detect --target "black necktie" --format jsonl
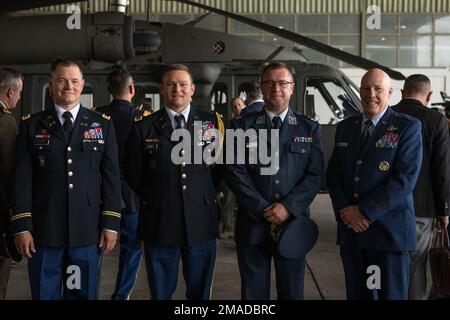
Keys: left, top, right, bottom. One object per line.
{"left": 361, "top": 120, "right": 373, "bottom": 150}
{"left": 174, "top": 114, "right": 185, "bottom": 129}
{"left": 63, "top": 111, "right": 73, "bottom": 137}
{"left": 272, "top": 116, "right": 282, "bottom": 129}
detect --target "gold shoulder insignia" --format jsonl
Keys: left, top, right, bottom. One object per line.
{"left": 102, "top": 113, "right": 111, "bottom": 120}
{"left": 134, "top": 115, "right": 143, "bottom": 122}
{"left": 143, "top": 110, "right": 152, "bottom": 117}
{"left": 21, "top": 114, "right": 31, "bottom": 121}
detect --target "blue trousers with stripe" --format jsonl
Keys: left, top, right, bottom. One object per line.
{"left": 28, "top": 245, "right": 101, "bottom": 300}
{"left": 111, "top": 210, "right": 142, "bottom": 300}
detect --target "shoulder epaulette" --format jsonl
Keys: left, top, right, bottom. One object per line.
{"left": 135, "top": 110, "right": 152, "bottom": 122}
{"left": 21, "top": 114, "right": 31, "bottom": 121}
{"left": 102, "top": 113, "right": 111, "bottom": 120}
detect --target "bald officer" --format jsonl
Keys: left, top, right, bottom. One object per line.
{"left": 327, "top": 69, "right": 423, "bottom": 300}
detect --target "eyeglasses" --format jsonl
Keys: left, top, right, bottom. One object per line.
{"left": 261, "top": 80, "right": 293, "bottom": 88}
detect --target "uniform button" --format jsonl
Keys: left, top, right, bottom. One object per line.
{"left": 39, "top": 146, "right": 43, "bottom": 150}
{"left": 275, "top": 179, "right": 280, "bottom": 185}
{"left": 69, "top": 184, "right": 74, "bottom": 189}
{"left": 354, "top": 193, "right": 359, "bottom": 198}
{"left": 356, "top": 160, "right": 363, "bottom": 165}
{"left": 93, "top": 147, "right": 97, "bottom": 151}
{"left": 182, "top": 185, "right": 187, "bottom": 191}
{"left": 181, "top": 162, "right": 186, "bottom": 167}
{"left": 354, "top": 177, "right": 360, "bottom": 182}
{"left": 67, "top": 159, "right": 73, "bottom": 164}
{"left": 182, "top": 173, "right": 187, "bottom": 179}
{"left": 67, "top": 146, "right": 72, "bottom": 152}
{"left": 274, "top": 194, "right": 280, "bottom": 200}
{"left": 68, "top": 171, "right": 73, "bottom": 176}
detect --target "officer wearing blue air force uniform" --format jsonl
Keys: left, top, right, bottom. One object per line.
{"left": 327, "top": 69, "right": 423, "bottom": 300}
{"left": 11, "top": 58, "right": 121, "bottom": 300}
{"left": 124, "top": 64, "right": 223, "bottom": 300}
{"left": 226, "top": 62, "right": 323, "bottom": 300}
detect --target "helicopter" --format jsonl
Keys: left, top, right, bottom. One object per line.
{"left": 0, "top": 0, "right": 407, "bottom": 174}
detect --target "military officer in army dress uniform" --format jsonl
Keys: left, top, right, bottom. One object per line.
{"left": 0, "top": 67, "right": 23, "bottom": 299}
{"left": 125, "top": 64, "right": 224, "bottom": 300}
{"left": 11, "top": 58, "right": 122, "bottom": 300}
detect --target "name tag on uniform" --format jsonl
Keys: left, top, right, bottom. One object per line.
{"left": 145, "top": 138, "right": 159, "bottom": 152}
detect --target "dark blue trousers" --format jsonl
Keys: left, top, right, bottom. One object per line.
{"left": 340, "top": 247, "right": 410, "bottom": 300}
{"left": 236, "top": 241, "right": 306, "bottom": 300}
{"left": 28, "top": 245, "right": 101, "bottom": 300}
{"left": 143, "top": 239, "right": 216, "bottom": 300}
{"left": 111, "top": 210, "right": 142, "bottom": 300}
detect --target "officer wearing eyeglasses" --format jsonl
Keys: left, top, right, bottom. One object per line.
{"left": 226, "top": 62, "right": 324, "bottom": 299}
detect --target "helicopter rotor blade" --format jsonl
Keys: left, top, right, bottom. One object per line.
{"left": 0, "top": 0, "right": 90, "bottom": 13}
{"left": 171, "top": 0, "right": 406, "bottom": 80}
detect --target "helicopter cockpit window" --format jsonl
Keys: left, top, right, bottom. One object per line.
{"left": 133, "top": 83, "right": 160, "bottom": 112}
{"left": 305, "top": 78, "right": 359, "bottom": 125}
{"left": 43, "top": 83, "right": 94, "bottom": 111}
{"left": 210, "top": 82, "right": 228, "bottom": 118}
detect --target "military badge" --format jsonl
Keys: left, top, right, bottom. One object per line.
{"left": 293, "top": 137, "right": 312, "bottom": 143}
{"left": 95, "top": 128, "right": 103, "bottom": 139}
{"left": 37, "top": 155, "right": 46, "bottom": 168}
{"left": 379, "top": 161, "right": 390, "bottom": 172}
{"left": 256, "top": 115, "right": 265, "bottom": 125}
{"left": 387, "top": 125, "right": 398, "bottom": 131}
{"left": 288, "top": 116, "right": 297, "bottom": 125}
{"left": 91, "top": 122, "right": 100, "bottom": 128}
{"left": 375, "top": 132, "right": 399, "bottom": 148}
